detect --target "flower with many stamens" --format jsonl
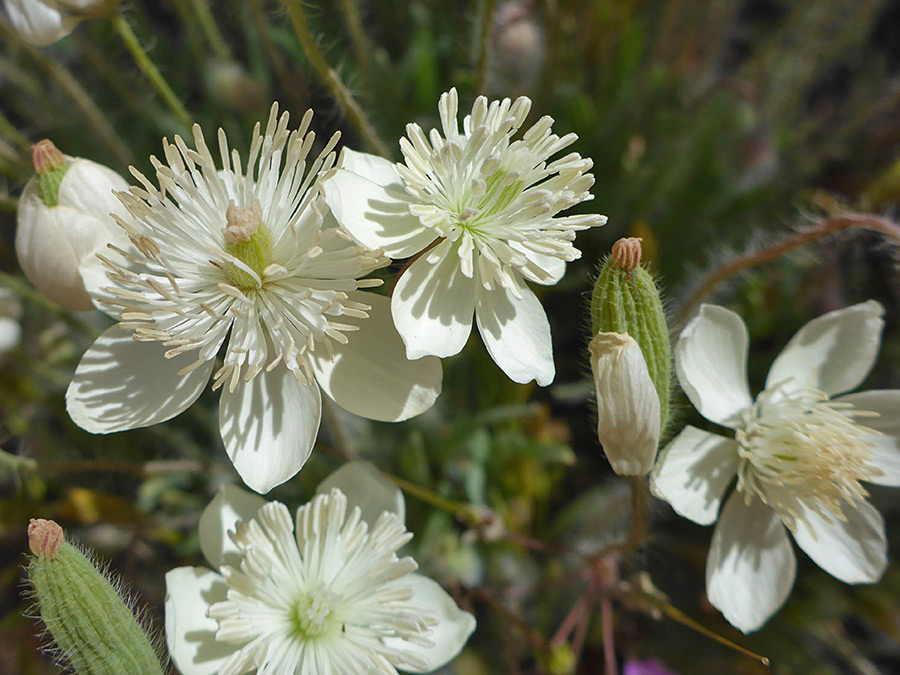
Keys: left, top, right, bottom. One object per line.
{"left": 321, "top": 88, "right": 605, "bottom": 386}
{"left": 66, "top": 105, "right": 442, "bottom": 493}
{"left": 651, "top": 301, "right": 900, "bottom": 633}
{"left": 165, "top": 462, "right": 476, "bottom": 674}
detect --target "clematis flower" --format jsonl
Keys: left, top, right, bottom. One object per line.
{"left": 165, "top": 462, "right": 476, "bottom": 674}
{"left": 651, "top": 301, "right": 900, "bottom": 632}
{"left": 321, "top": 88, "right": 605, "bottom": 386}
{"left": 3, "top": 0, "right": 119, "bottom": 47}
{"left": 66, "top": 105, "right": 442, "bottom": 493}
{"left": 16, "top": 140, "right": 131, "bottom": 311}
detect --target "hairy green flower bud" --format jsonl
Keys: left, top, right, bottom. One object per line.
{"left": 590, "top": 238, "right": 672, "bottom": 430}
{"left": 26, "top": 519, "right": 165, "bottom": 675}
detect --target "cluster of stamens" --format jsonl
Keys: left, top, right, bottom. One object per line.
{"left": 734, "top": 386, "right": 882, "bottom": 529}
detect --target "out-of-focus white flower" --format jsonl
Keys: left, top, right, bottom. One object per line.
{"left": 66, "top": 105, "right": 442, "bottom": 494}
{"left": 589, "top": 331, "right": 660, "bottom": 476}
{"left": 3, "top": 0, "right": 119, "bottom": 47}
{"left": 165, "top": 462, "right": 476, "bottom": 674}
{"left": 0, "top": 287, "right": 23, "bottom": 353}
{"left": 651, "top": 301, "right": 900, "bottom": 633}
{"left": 321, "top": 88, "right": 605, "bottom": 386}
{"left": 16, "top": 140, "right": 130, "bottom": 311}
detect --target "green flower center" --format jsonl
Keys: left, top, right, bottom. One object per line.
{"left": 289, "top": 584, "right": 343, "bottom": 640}
{"left": 223, "top": 200, "right": 272, "bottom": 290}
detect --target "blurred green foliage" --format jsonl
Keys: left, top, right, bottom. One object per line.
{"left": 3, "top": 1, "right": 900, "bottom": 673}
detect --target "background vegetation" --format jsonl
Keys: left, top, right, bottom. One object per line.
{"left": 3, "top": 1, "right": 900, "bottom": 673}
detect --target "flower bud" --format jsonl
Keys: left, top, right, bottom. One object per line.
{"left": 589, "top": 332, "right": 660, "bottom": 475}
{"left": 26, "top": 519, "right": 165, "bottom": 674}
{"left": 590, "top": 238, "right": 672, "bottom": 431}
{"left": 206, "top": 59, "right": 270, "bottom": 113}
{"left": 3, "top": 0, "right": 120, "bottom": 47}
{"left": 16, "top": 140, "right": 130, "bottom": 311}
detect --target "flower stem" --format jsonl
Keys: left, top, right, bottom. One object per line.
{"left": 384, "top": 472, "right": 473, "bottom": 518}
{"left": 601, "top": 595, "right": 618, "bottom": 675}
{"left": 185, "top": 0, "right": 232, "bottom": 61}
{"left": 111, "top": 13, "right": 192, "bottom": 132}
{"left": 338, "top": 0, "right": 376, "bottom": 87}
{"left": 676, "top": 213, "right": 900, "bottom": 325}
{"left": 474, "top": 0, "right": 497, "bottom": 95}
{"left": 281, "top": 0, "right": 391, "bottom": 158}
{"left": 623, "top": 584, "right": 770, "bottom": 666}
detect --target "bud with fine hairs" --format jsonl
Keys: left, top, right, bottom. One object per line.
{"left": 16, "top": 140, "right": 130, "bottom": 311}
{"left": 589, "top": 238, "right": 672, "bottom": 475}
{"left": 26, "top": 518, "right": 165, "bottom": 674}
{"left": 3, "top": 0, "right": 120, "bottom": 47}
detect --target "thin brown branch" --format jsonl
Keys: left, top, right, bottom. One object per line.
{"left": 677, "top": 214, "right": 900, "bottom": 325}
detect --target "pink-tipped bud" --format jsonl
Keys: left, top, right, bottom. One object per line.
{"left": 31, "top": 140, "right": 66, "bottom": 175}
{"left": 610, "top": 237, "right": 642, "bottom": 272}
{"left": 28, "top": 518, "right": 64, "bottom": 558}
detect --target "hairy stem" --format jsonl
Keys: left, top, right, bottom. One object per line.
{"left": 677, "top": 214, "right": 900, "bottom": 325}
{"left": 474, "top": 0, "right": 497, "bottom": 95}
{"left": 186, "top": 0, "right": 232, "bottom": 60}
{"left": 111, "top": 14, "right": 192, "bottom": 131}
{"left": 281, "top": 0, "right": 390, "bottom": 157}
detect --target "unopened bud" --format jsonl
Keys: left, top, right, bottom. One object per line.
{"left": 589, "top": 332, "right": 660, "bottom": 475}
{"left": 27, "top": 520, "right": 164, "bottom": 674}
{"left": 28, "top": 518, "right": 64, "bottom": 558}
{"left": 590, "top": 238, "right": 672, "bottom": 431}
{"left": 16, "top": 146, "right": 131, "bottom": 310}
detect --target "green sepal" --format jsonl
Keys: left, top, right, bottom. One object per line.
{"left": 28, "top": 541, "right": 165, "bottom": 675}
{"left": 590, "top": 261, "right": 672, "bottom": 429}
{"left": 36, "top": 165, "right": 68, "bottom": 207}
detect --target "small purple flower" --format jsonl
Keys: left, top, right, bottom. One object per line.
{"left": 623, "top": 659, "right": 678, "bottom": 675}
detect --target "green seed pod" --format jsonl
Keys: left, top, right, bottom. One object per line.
{"left": 26, "top": 519, "right": 165, "bottom": 675}
{"left": 31, "top": 140, "right": 69, "bottom": 207}
{"left": 590, "top": 238, "right": 672, "bottom": 430}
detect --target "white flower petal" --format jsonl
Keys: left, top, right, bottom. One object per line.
{"left": 392, "top": 240, "right": 476, "bottom": 360}
{"left": 309, "top": 293, "right": 442, "bottom": 422}
{"left": 835, "top": 390, "right": 900, "bottom": 486}
{"left": 475, "top": 275, "right": 554, "bottom": 386}
{"left": 198, "top": 484, "right": 267, "bottom": 569}
{"left": 5, "top": 0, "right": 77, "bottom": 47}
{"left": 321, "top": 162, "right": 437, "bottom": 258}
{"left": 337, "top": 146, "right": 402, "bottom": 186}
{"left": 315, "top": 461, "right": 405, "bottom": 527}
{"left": 66, "top": 326, "right": 214, "bottom": 433}
{"left": 165, "top": 567, "right": 234, "bottom": 675}
{"left": 384, "top": 574, "right": 476, "bottom": 673}
{"left": 791, "top": 497, "right": 887, "bottom": 584}
{"left": 765, "top": 300, "right": 884, "bottom": 398}
{"left": 58, "top": 158, "right": 131, "bottom": 227}
{"left": 676, "top": 304, "right": 752, "bottom": 427}
{"left": 218, "top": 366, "right": 321, "bottom": 494}
{"left": 589, "top": 332, "right": 660, "bottom": 475}
{"left": 650, "top": 426, "right": 740, "bottom": 525}
{"left": 705, "top": 492, "right": 796, "bottom": 633}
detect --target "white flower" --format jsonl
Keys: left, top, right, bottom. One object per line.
{"left": 16, "top": 140, "right": 131, "bottom": 311}
{"left": 66, "top": 105, "right": 442, "bottom": 493}
{"left": 0, "top": 287, "right": 23, "bottom": 353}
{"left": 589, "top": 332, "right": 660, "bottom": 475}
{"left": 651, "top": 301, "right": 900, "bottom": 633}
{"left": 3, "top": 0, "right": 118, "bottom": 47}
{"left": 165, "top": 462, "right": 476, "bottom": 674}
{"left": 321, "top": 88, "right": 605, "bottom": 386}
